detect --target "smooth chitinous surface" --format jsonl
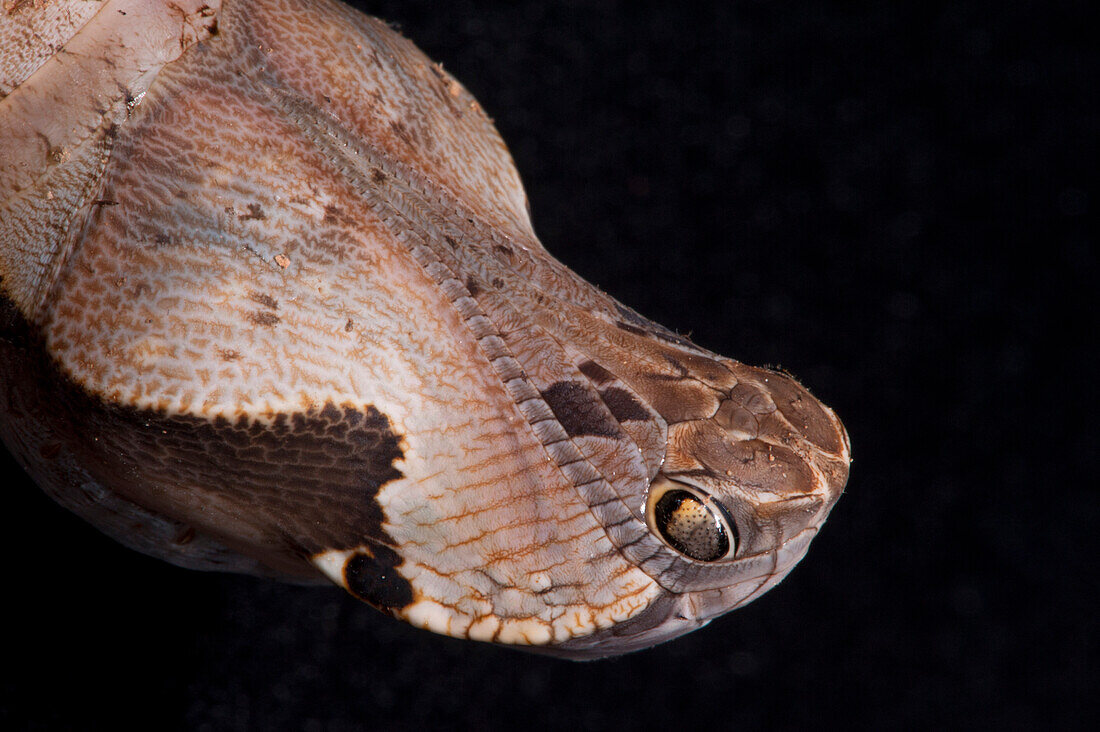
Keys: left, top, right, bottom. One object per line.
{"left": 0, "top": 0, "right": 850, "bottom": 657}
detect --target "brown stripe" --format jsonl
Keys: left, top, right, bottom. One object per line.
{"left": 541, "top": 380, "right": 622, "bottom": 439}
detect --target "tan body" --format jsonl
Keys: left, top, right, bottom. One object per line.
{"left": 0, "top": 0, "right": 850, "bottom": 657}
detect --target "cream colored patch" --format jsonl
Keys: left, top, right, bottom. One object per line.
{"left": 404, "top": 598, "right": 471, "bottom": 638}
{"left": 549, "top": 569, "right": 659, "bottom": 640}
{"left": 528, "top": 571, "right": 552, "bottom": 593}
{"left": 496, "top": 618, "right": 553, "bottom": 646}
{"left": 311, "top": 548, "right": 356, "bottom": 588}
{"left": 466, "top": 616, "right": 502, "bottom": 642}
{"left": 396, "top": 565, "right": 661, "bottom": 646}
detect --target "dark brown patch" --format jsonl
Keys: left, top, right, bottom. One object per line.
{"left": 644, "top": 355, "right": 693, "bottom": 383}
{"left": 612, "top": 303, "right": 658, "bottom": 329}
{"left": 248, "top": 291, "right": 278, "bottom": 310}
{"left": 600, "top": 387, "right": 650, "bottom": 422}
{"left": 1, "top": 287, "right": 413, "bottom": 578}
{"left": 371, "top": 168, "right": 386, "bottom": 183}
{"left": 344, "top": 318, "right": 355, "bottom": 332}
{"left": 98, "top": 400, "right": 404, "bottom": 563}
{"left": 615, "top": 320, "right": 650, "bottom": 337}
{"left": 465, "top": 275, "right": 482, "bottom": 296}
{"left": 494, "top": 243, "right": 513, "bottom": 259}
{"left": 492, "top": 277, "right": 504, "bottom": 288}
{"left": 174, "top": 526, "right": 196, "bottom": 545}
{"left": 323, "top": 204, "right": 343, "bottom": 224}
{"left": 578, "top": 359, "right": 615, "bottom": 385}
{"left": 238, "top": 203, "right": 265, "bottom": 221}
{"left": 344, "top": 546, "right": 413, "bottom": 609}
{"left": 249, "top": 311, "right": 280, "bottom": 327}
{"left": 663, "top": 354, "right": 688, "bottom": 377}
{"left": 389, "top": 119, "right": 414, "bottom": 145}
{"left": 614, "top": 304, "right": 696, "bottom": 348}
{"left": 319, "top": 401, "right": 341, "bottom": 423}
{"left": 541, "top": 381, "right": 621, "bottom": 439}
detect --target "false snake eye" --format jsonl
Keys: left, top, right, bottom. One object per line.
{"left": 646, "top": 479, "right": 736, "bottom": 562}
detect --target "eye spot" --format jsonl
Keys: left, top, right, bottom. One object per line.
{"left": 653, "top": 489, "right": 730, "bottom": 562}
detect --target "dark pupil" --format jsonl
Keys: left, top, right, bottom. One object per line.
{"left": 654, "top": 490, "right": 729, "bottom": 562}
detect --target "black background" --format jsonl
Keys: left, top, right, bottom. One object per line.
{"left": 2, "top": 0, "right": 1094, "bottom": 728}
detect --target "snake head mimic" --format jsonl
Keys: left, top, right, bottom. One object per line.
{"left": 626, "top": 359, "right": 850, "bottom": 655}
{"left": 0, "top": 0, "right": 849, "bottom": 658}
{"left": 507, "top": 328, "right": 852, "bottom": 657}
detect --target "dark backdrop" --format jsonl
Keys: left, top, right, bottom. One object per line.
{"left": 2, "top": 0, "right": 1094, "bottom": 729}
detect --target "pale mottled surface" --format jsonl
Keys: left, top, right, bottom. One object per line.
{"left": 0, "top": 0, "right": 849, "bottom": 656}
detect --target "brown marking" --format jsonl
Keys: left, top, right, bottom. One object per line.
{"left": 371, "top": 168, "right": 386, "bottom": 183}
{"left": 248, "top": 291, "right": 278, "bottom": 310}
{"left": 249, "top": 311, "right": 280, "bottom": 327}
{"left": 465, "top": 275, "right": 482, "bottom": 297}
{"left": 599, "top": 387, "right": 650, "bottom": 423}
{"left": 238, "top": 203, "right": 265, "bottom": 221}
{"left": 541, "top": 381, "right": 622, "bottom": 439}
{"left": 615, "top": 320, "right": 649, "bottom": 337}
{"left": 4, "top": 0, "right": 36, "bottom": 15}
{"left": 578, "top": 359, "right": 615, "bottom": 385}
{"left": 615, "top": 304, "right": 696, "bottom": 348}
{"left": 344, "top": 318, "right": 355, "bottom": 332}
{"left": 78, "top": 400, "right": 409, "bottom": 560}
{"left": 663, "top": 354, "right": 688, "bottom": 378}
{"left": 389, "top": 119, "right": 414, "bottom": 146}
